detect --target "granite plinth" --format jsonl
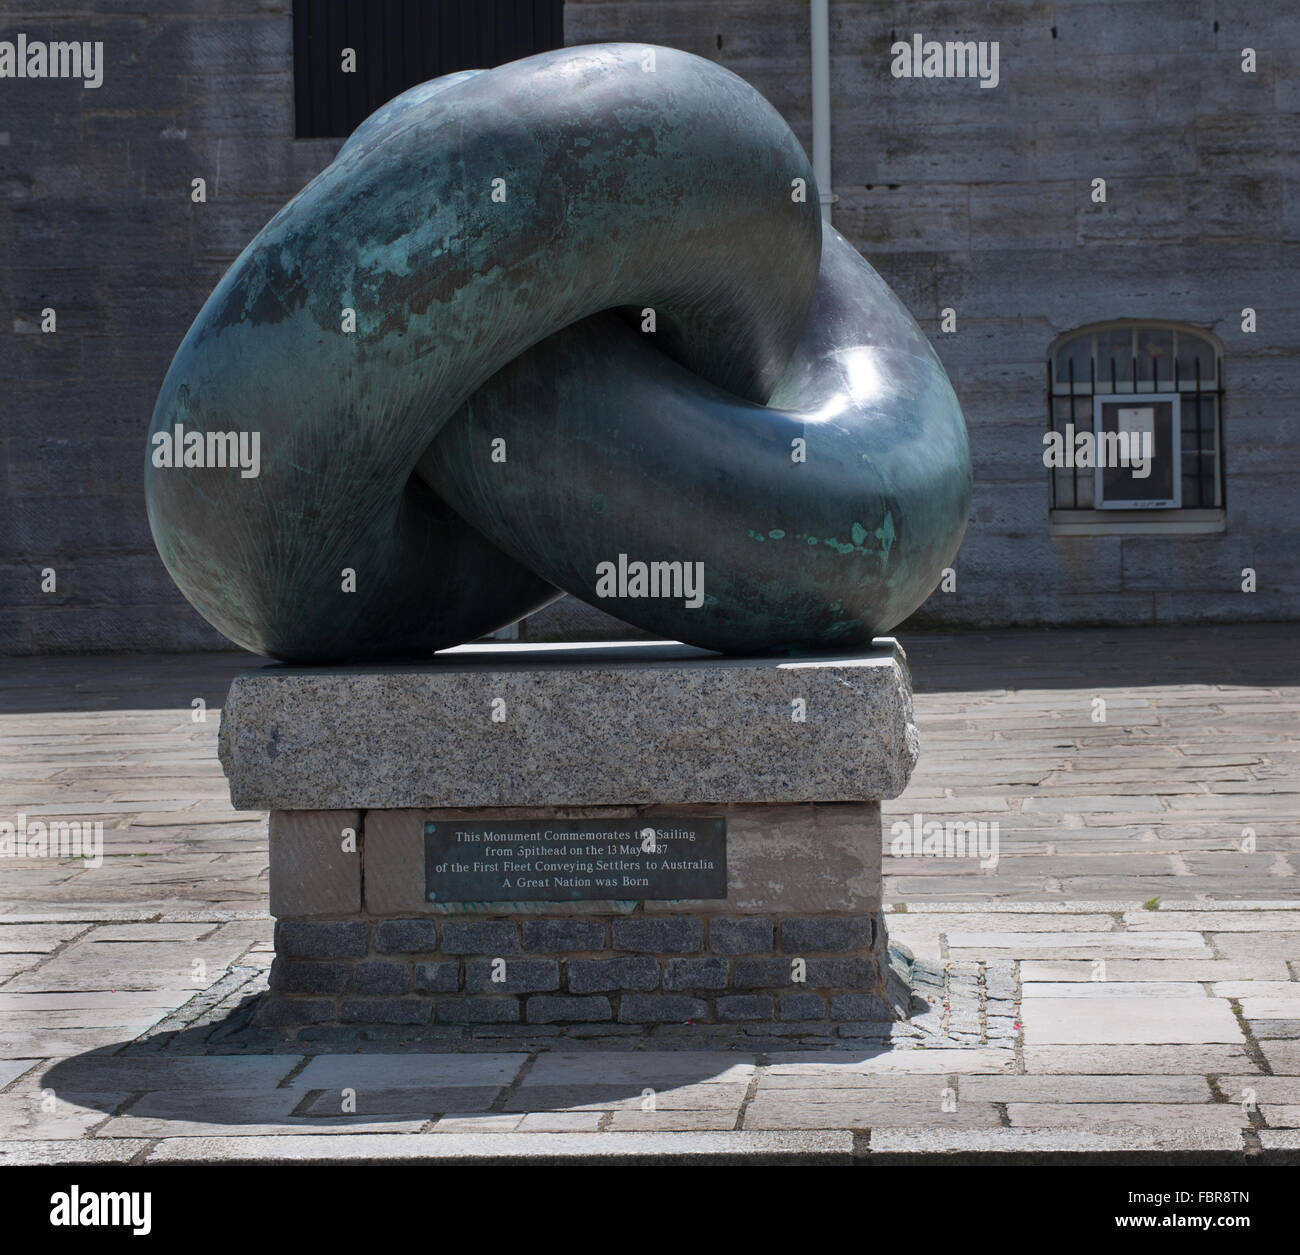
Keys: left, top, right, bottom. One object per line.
{"left": 217, "top": 641, "right": 918, "bottom": 811}
{"left": 217, "top": 642, "right": 919, "bottom": 1035}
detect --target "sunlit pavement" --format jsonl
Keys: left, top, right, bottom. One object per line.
{"left": 1, "top": 623, "right": 1295, "bottom": 1163}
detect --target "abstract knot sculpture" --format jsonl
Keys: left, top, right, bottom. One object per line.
{"left": 146, "top": 44, "right": 971, "bottom": 661}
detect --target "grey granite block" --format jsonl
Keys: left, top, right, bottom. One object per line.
{"left": 271, "top": 959, "right": 350, "bottom": 996}
{"left": 434, "top": 999, "right": 521, "bottom": 1025}
{"left": 830, "top": 993, "right": 896, "bottom": 1021}
{"left": 464, "top": 958, "right": 559, "bottom": 994}
{"left": 218, "top": 642, "right": 917, "bottom": 809}
{"left": 781, "top": 917, "right": 874, "bottom": 952}
{"left": 733, "top": 958, "right": 797, "bottom": 988}
{"left": 717, "top": 995, "right": 775, "bottom": 1021}
{"left": 352, "top": 961, "right": 411, "bottom": 996}
{"left": 276, "top": 920, "right": 368, "bottom": 959}
{"left": 413, "top": 962, "right": 459, "bottom": 993}
{"left": 339, "top": 999, "right": 431, "bottom": 1026}
{"left": 439, "top": 921, "right": 519, "bottom": 955}
{"left": 522, "top": 920, "right": 607, "bottom": 951}
{"left": 613, "top": 919, "right": 704, "bottom": 953}
{"left": 709, "top": 917, "right": 775, "bottom": 954}
{"left": 619, "top": 995, "right": 709, "bottom": 1023}
{"left": 663, "top": 957, "right": 730, "bottom": 991}
{"left": 526, "top": 996, "right": 613, "bottom": 1023}
{"left": 374, "top": 919, "right": 439, "bottom": 953}
{"left": 568, "top": 957, "right": 661, "bottom": 993}
{"left": 780, "top": 993, "right": 828, "bottom": 1020}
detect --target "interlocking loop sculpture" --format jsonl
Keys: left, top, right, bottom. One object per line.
{"left": 146, "top": 44, "right": 971, "bottom": 661}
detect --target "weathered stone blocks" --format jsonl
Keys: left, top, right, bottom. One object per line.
{"left": 219, "top": 643, "right": 918, "bottom": 1035}
{"left": 256, "top": 912, "right": 903, "bottom": 1034}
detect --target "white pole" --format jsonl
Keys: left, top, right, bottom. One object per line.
{"left": 809, "top": 0, "right": 833, "bottom": 223}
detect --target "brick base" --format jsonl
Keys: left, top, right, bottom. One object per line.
{"left": 258, "top": 912, "right": 908, "bottom": 1036}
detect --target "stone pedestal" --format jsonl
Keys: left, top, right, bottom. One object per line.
{"left": 218, "top": 641, "right": 919, "bottom": 1036}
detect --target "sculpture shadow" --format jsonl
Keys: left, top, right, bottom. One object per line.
{"left": 34, "top": 993, "right": 900, "bottom": 1133}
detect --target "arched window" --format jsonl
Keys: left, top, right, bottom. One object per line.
{"left": 1047, "top": 321, "right": 1224, "bottom": 520}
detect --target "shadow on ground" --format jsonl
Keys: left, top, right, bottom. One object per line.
{"left": 30, "top": 993, "right": 899, "bottom": 1131}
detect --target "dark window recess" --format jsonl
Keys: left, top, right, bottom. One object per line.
{"left": 293, "top": 0, "right": 565, "bottom": 140}
{"left": 1046, "top": 323, "right": 1225, "bottom": 512}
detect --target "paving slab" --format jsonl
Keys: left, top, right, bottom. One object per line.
{"left": 764, "top": 1049, "right": 1015, "bottom": 1074}
{"left": 0, "top": 1030, "right": 153, "bottom": 1057}
{"left": 502, "top": 1082, "right": 750, "bottom": 1111}
{"left": 0, "top": 1139, "right": 152, "bottom": 1165}
{"left": 14, "top": 1056, "right": 300, "bottom": 1092}
{"left": 1125, "top": 911, "right": 1300, "bottom": 931}
{"left": 1218, "top": 1077, "right": 1300, "bottom": 1104}
{"left": 1212, "top": 981, "right": 1300, "bottom": 998}
{"left": 959, "top": 1075, "right": 1212, "bottom": 1103}
{"left": 0, "top": 925, "right": 88, "bottom": 952}
{"left": 1261, "top": 1106, "right": 1300, "bottom": 1126}
{"left": 301, "top": 1087, "right": 502, "bottom": 1116}
{"left": 867, "top": 1127, "right": 1247, "bottom": 1155}
{"left": 0, "top": 1092, "right": 129, "bottom": 1139}
{"left": 1209, "top": 933, "right": 1300, "bottom": 961}
{"left": 1022, "top": 959, "right": 1291, "bottom": 981}
{"left": 743, "top": 1099, "right": 1001, "bottom": 1129}
{"left": 143, "top": 1130, "right": 857, "bottom": 1164}
{"left": 430, "top": 1114, "right": 524, "bottom": 1133}
{"left": 100, "top": 1110, "right": 427, "bottom": 1138}
{"left": 0, "top": 955, "right": 47, "bottom": 981}
{"left": 1006, "top": 1103, "right": 1250, "bottom": 1129}
{"left": 522, "top": 1053, "right": 756, "bottom": 1087}
{"left": 0, "top": 1061, "right": 38, "bottom": 1089}
{"left": 1020, "top": 998, "right": 1243, "bottom": 1045}
{"left": 1260, "top": 1042, "right": 1300, "bottom": 1073}
{"left": 1259, "top": 1130, "right": 1300, "bottom": 1151}
{"left": 515, "top": 1112, "right": 606, "bottom": 1132}
{"left": 290, "top": 1054, "right": 527, "bottom": 1090}
{"left": 1025, "top": 1045, "right": 1260, "bottom": 1074}
{"left": 945, "top": 931, "right": 1212, "bottom": 957}
{"left": 756, "top": 1074, "right": 968, "bottom": 1096}
{"left": 605, "top": 1110, "right": 738, "bottom": 1131}
{"left": 894, "top": 913, "right": 1121, "bottom": 932}
{"left": 1249, "top": 1019, "right": 1300, "bottom": 1039}
{"left": 1021, "top": 982, "right": 1207, "bottom": 999}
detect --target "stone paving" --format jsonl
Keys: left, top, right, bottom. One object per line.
{"left": 0, "top": 623, "right": 1296, "bottom": 1162}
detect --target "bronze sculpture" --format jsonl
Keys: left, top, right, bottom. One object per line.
{"left": 146, "top": 44, "right": 971, "bottom": 660}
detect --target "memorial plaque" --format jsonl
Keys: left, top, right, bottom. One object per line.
{"left": 423, "top": 817, "right": 726, "bottom": 902}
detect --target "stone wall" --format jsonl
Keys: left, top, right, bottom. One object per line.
{"left": 565, "top": 0, "right": 1300, "bottom": 629}
{"left": 1, "top": 1, "right": 340, "bottom": 652}
{"left": 262, "top": 911, "right": 904, "bottom": 1039}
{"left": 3, "top": 0, "right": 1296, "bottom": 653}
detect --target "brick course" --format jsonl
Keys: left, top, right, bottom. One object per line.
{"left": 257, "top": 912, "right": 902, "bottom": 1036}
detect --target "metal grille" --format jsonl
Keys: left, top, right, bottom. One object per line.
{"left": 1047, "top": 324, "right": 1225, "bottom": 511}
{"left": 293, "top": 0, "right": 565, "bottom": 140}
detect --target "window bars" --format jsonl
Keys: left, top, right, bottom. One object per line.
{"left": 1047, "top": 324, "right": 1225, "bottom": 511}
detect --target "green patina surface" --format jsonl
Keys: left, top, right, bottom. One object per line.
{"left": 146, "top": 44, "right": 970, "bottom": 661}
